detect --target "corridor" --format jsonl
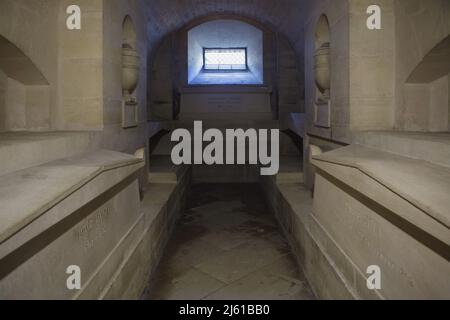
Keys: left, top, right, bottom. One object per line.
{"left": 1, "top": 0, "right": 449, "bottom": 301}
{"left": 143, "top": 184, "right": 315, "bottom": 300}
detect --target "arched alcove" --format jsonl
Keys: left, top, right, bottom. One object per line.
{"left": 315, "top": 15, "right": 330, "bottom": 50}
{"left": 0, "top": 35, "right": 50, "bottom": 132}
{"left": 187, "top": 19, "right": 264, "bottom": 85}
{"left": 0, "top": 36, "right": 48, "bottom": 86}
{"left": 148, "top": 14, "right": 303, "bottom": 123}
{"left": 121, "top": 15, "right": 140, "bottom": 128}
{"left": 313, "top": 15, "right": 331, "bottom": 128}
{"left": 402, "top": 35, "right": 450, "bottom": 132}
{"left": 123, "top": 16, "right": 137, "bottom": 49}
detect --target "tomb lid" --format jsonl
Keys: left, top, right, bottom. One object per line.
{"left": 312, "top": 145, "right": 450, "bottom": 246}
{"left": 0, "top": 150, "right": 143, "bottom": 245}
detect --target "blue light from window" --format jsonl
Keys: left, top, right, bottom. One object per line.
{"left": 204, "top": 48, "right": 247, "bottom": 71}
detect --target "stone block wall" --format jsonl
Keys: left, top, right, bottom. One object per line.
{"left": 394, "top": 0, "right": 450, "bottom": 132}
{"left": 304, "top": 0, "right": 351, "bottom": 143}
{"left": 100, "top": 0, "right": 149, "bottom": 159}
{"left": 348, "top": 0, "right": 396, "bottom": 132}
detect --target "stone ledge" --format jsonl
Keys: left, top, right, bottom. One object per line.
{"left": 179, "top": 85, "right": 272, "bottom": 94}
{"left": 276, "top": 172, "right": 304, "bottom": 184}
{"left": 260, "top": 178, "right": 365, "bottom": 299}
{"left": 148, "top": 155, "right": 190, "bottom": 184}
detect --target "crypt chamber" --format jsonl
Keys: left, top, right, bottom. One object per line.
{"left": 0, "top": 0, "right": 449, "bottom": 300}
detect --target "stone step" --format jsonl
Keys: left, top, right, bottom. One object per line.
{"left": 276, "top": 172, "right": 304, "bottom": 184}
{"left": 171, "top": 119, "right": 280, "bottom": 129}
{"left": 179, "top": 112, "right": 274, "bottom": 122}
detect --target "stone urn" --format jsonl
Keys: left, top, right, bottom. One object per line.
{"left": 314, "top": 42, "right": 330, "bottom": 100}
{"left": 122, "top": 43, "right": 140, "bottom": 102}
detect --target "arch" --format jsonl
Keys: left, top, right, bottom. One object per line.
{"left": 401, "top": 34, "right": 450, "bottom": 132}
{"left": 145, "top": 0, "right": 305, "bottom": 41}
{"left": 187, "top": 19, "right": 264, "bottom": 85}
{"left": 0, "top": 35, "right": 48, "bottom": 85}
{"left": 407, "top": 35, "right": 450, "bottom": 84}
{"left": 147, "top": 13, "right": 304, "bottom": 120}
{"left": 312, "top": 14, "right": 331, "bottom": 128}
{"left": 0, "top": 34, "right": 50, "bottom": 132}
{"left": 123, "top": 15, "right": 137, "bottom": 49}
{"left": 315, "top": 15, "right": 330, "bottom": 50}
{"left": 181, "top": 13, "right": 275, "bottom": 36}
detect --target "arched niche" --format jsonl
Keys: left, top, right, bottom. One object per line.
{"left": 121, "top": 16, "right": 140, "bottom": 129}
{"left": 149, "top": 14, "right": 303, "bottom": 122}
{"left": 402, "top": 35, "right": 450, "bottom": 132}
{"left": 0, "top": 34, "right": 50, "bottom": 132}
{"left": 123, "top": 16, "right": 137, "bottom": 49}
{"left": 0, "top": 35, "right": 48, "bottom": 86}
{"left": 315, "top": 15, "right": 330, "bottom": 50}
{"left": 313, "top": 15, "right": 331, "bottom": 128}
{"left": 187, "top": 19, "right": 264, "bottom": 85}
{"left": 407, "top": 36, "right": 450, "bottom": 84}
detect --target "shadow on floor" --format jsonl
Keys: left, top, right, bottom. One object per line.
{"left": 142, "top": 183, "right": 315, "bottom": 300}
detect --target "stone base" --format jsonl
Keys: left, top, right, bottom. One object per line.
{"left": 100, "top": 166, "right": 192, "bottom": 299}
{"left": 265, "top": 143, "right": 450, "bottom": 300}
{"left": 260, "top": 176, "right": 359, "bottom": 299}
{"left": 262, "top": 151, "right": 450, "bottom": 300}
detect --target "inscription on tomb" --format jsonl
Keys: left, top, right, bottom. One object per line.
{"left": 74, "top": 203, "right": 114, "bottom": 252}
{"left": 333, "top": 200, "right": 416, "bottom": 289}
{"left": 206, "top": 96, "right": 244, "bottom": 109}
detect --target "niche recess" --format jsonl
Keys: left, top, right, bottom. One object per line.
{"left": 0, "top": 35, "right": 50, "bottom": 132}
{"left": 121, "top": 16, "right": 139, "bottom": 128}
{"left": 313, "top": 15, "right": 331, "bottom": 128}
{"left": 402, "top": 35, "right": 450, "bottom": 132}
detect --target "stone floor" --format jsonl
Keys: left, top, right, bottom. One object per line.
{"left": 143, "top": 183, "right": 315, "bottom": 300}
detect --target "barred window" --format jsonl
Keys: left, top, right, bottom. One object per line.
{"left": 203, "top": 48, "right": 248, "bottom": 71}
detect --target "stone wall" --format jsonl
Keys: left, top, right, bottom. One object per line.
{"left": 348, "top": 0, "right": 396, "bottom": 132}
{"left": 303, "top": 0, "right": 350, "bottom": 189}
{"left": 394, "top": 0, "right": 450, "bottom": 132}
{"left": 101, "top": 0, "right": 149, "bottom": 158}
{"left": 304, "top": 0, "right": 350, "bottom": 143}
{"left": 0, "top": 0, "right": 58, "bottom": 132}
{"left": 57, "top": 0, "right": 103, "bottom": 131}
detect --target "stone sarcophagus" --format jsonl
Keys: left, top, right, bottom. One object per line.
{"left": 0, "top": 150, "right": 144, "bottom": 299}
{"left": 311, "top": 145, "right": 450, "bottom": 299}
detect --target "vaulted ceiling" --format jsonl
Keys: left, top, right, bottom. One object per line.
{"left": 144, "top": 0, "right": 305, "bottom": 46}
